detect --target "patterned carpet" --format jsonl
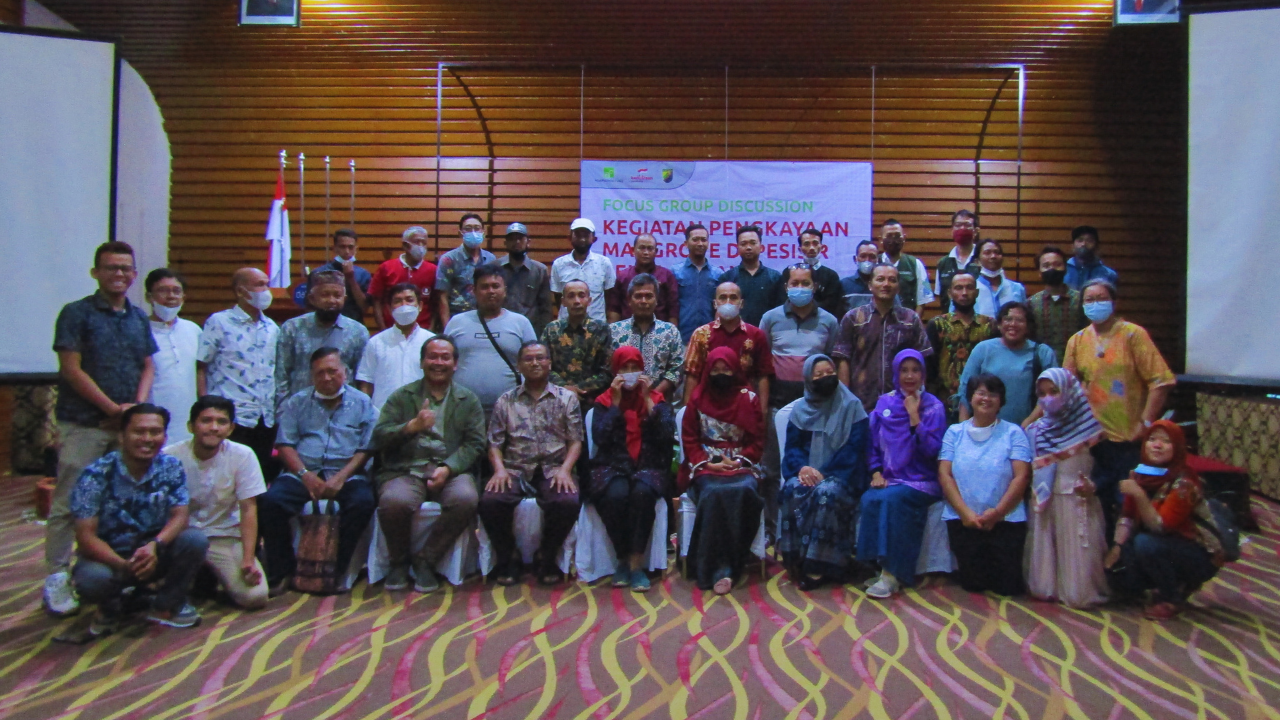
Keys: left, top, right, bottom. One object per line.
{"left": 2, "top": 476, "right": 1280, "bottom": 720}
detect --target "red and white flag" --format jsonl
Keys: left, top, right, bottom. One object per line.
{"left": 265, "top": 171, "right": 291, "bottom": 288}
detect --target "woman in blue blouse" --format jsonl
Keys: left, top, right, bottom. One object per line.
{"left": 957, "top": 301, "right": 1057, "bottom": 425}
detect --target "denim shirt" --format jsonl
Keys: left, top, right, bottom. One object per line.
{"left": 673, "top": 259, "right": 725, "bottom": 342}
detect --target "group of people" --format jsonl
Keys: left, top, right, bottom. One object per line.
{"left": 44, "top": 208, "right": 1218, "bottom": 639}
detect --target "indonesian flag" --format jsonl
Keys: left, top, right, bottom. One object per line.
{"left": 265, "top": 171, "right": 291, "bottom": 288}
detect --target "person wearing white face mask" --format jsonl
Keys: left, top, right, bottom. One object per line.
{"left": 355, "top": 283, "right": 435, "bottom": 415}
{"left": 1061, "top": 279, "right": 1174, "bottom": 539}
{"left": 436, "top": 213, "right": 497, "bottom": 329}
{"left": 972, "top": 238, "right": 1027, "bottom": 318}
{"left": 145, "top": 269, "right": 201, "bottom": 443}
{"left": 197, "top": 267, "right": 280, "bottom": 479}
{"left": 682, "top": 281, "right": 775, "bottom": 423}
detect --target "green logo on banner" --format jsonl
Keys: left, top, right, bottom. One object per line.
{"left": 662, "top": 168, "right": 673, "bottom": 183}
{"left": 603, "top": 167, "right": 615, "bottom": 179}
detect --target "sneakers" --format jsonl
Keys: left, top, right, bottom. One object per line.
{"left": 865, "top": 572, "right": 900, "bottom": 600}
{"left": 630, "top": 569, "right": 651, "bottom": 593}
{"left": 412, "top": 560, "right": 440, "bottom": 594}
{"left": 88, "top": 609, "right": 121, "bottom": 637}
{"left": 383, "top": 565, "right": 411, "bottom": 591}
{"left": 43, "top": 571, "right": 80, "bottom": 617}
{"left": 612, "top": 563, "right": 631, "bottom": 588}
{"left": 146, "top": 602, "right": 201, "bottom": 629}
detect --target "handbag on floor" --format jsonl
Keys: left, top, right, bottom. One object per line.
{"left": 294, "top": 499, "right": 341, "bottom": 594}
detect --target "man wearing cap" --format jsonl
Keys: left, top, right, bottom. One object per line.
{"left": 607, "top": 233, "right": 678, "bottom": 325}
{"left": 436, "top": 213, "right": 497, "bottom": 330}
{"left": 550, "top": 218, "right": 616, "bottom": 325}
{"left": 497, "top": 222, "right": 553, "bottom": 336}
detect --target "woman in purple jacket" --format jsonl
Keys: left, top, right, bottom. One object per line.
{"left": 856, "top": 348, "right": 949, "bottom": 598}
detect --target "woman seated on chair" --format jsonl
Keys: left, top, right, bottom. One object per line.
{"left": 856, "top": 349, "right": 947, "bottom": 599}
{"left": 1023, "top": 368, "right": 1109, "bottom": 608}
{"left": 680, "top": 346, "right": 765, "bottom": 595}
{"left": 588, "top": 346, "right": 676, "bottom": 592}
{"left": 937, "top": 373, "right": 1033, "bottom": 596}
{"left": 778, "top": 354, "right": 869, "bottom": 591}
{"left": 1105, "top": 420, "right": 1222, "bottom": 621}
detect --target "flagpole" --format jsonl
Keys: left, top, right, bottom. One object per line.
{"left": 324, "top": 156, "right": 331, "bottom": 262}
{"left": 277, "top": 149, "right": 287, "bottom": 280}
{"left": 349, "top": 159, "right": 356, "bottom": 230}
{"left": 298, "top": 152, "right": 307, "bottom": 277}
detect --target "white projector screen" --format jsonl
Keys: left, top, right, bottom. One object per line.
{"left": 0, "top": 30, "right": 116, "bottom": 378}
{"left": 1187, "top": 8, "right": 1280, "bottom": 384}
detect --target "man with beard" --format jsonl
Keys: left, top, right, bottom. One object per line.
{"left": 551, "top": 218, "right": 616, "bottom": 324}
{"left": 1064, "top": 225, "right": 1119, "bottom": 291}
{"left": 274, "top": 270, "right": 370, "bottom": 412}
{"left": 1027, "top": 246, "right": 1087, "bottom": 364}
{"left": 925, "top": 271, "right": 996, "bottom": 423}
{"left": 878, "top": 219, "right": 934, "bottom": 313}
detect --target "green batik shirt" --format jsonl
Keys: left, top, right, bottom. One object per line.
{"left": 925, "top": 312, "right": 996, "bottom": 415}
{"left": 539, "top": 317, "right": 614, "bottom": 399}
{"left": 1028, "top": 288, "right": 1087, "bottom": 365}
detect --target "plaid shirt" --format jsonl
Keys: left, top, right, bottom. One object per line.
{"left": 1027, "top": 288, "right": 1087, "bottom": 365}
{"left": 540, "top": 317, "right": 614, "bottom": 397}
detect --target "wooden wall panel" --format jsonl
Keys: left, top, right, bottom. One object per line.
{"left": 0, "top": 0, "right": 19, "bottom": 25}
{"left": 40, "top": 0, "right": 1188, "bottom": 367}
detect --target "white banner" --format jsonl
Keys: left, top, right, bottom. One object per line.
{"left": 580, "top": 160, "right": 873, "bottom": 277}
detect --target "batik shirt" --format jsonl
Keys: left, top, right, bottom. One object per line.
{"left": 608, "top": 317, "right": 685, "bottom": 388}
{"left": 1064, "top": 320, "right": 1175, "bottom": 442}
{"left": 198, "top": 305, "right": 279, "bottom": 428}
{"left": 436, "top": 245, "right": 497, "bottom": 314}
{"left": 540, "top": 318, "right": 614, "bottom": 400}
{"left": 274, "top": 312, "right": 370, "bottom": 412}
{"left": 489, "top": 383, "right": 583, "bottom": 480}
{"left": 924, "top": 312, "right": 995, "bottom": 415}
{"left": 1027, "top": 289, "right": 1087, "bottom": 364}
{"left": 831, "top": 304, "right": 932, "bottom": 410}
{"left": 683, "top": 319, "right": 775, "bottom": 385}
{"left": 69, "top": 451, "right": 189, "bottom": 556}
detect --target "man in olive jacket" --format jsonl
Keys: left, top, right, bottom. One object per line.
{"left": 373, "top": 336, "right": 486, "bottom": 593}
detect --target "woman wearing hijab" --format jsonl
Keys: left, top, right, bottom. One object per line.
{"left": 937, "top": 373, "right": 1033, "bottom": 596}
{"left": 1105, "top": 421, "right": 1222, "bottom": 620}
{"left": 856, "top": 349, "right": 948, "bottom": 599}
{"left": 1023, "top": 368, "right": 1109, "bottom": 607}
{"left": 589, "top": 346, "right": 676, "bottom": 592}
{"left": 777, "top": 354, "right": 869, "bottom": 591}
{"left": 680, "top": 346, "right": 766, "bottom": 595}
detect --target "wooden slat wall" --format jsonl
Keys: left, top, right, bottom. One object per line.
{"left": 40, "top": 0, "right": 1189, "bottom": 367}
{"left": 0, "top": 0, "right": 20, "bottom": 24}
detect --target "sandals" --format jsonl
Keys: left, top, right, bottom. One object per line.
{"left": 494, "top": 559, "right": 522, "bottom": 587}
{"left": 538, "top": 568, "right": 565, "bottom": 586}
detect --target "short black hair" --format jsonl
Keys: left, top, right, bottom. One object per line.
{"left": 459, "top": 212, "right": 484, "bottom": 229}
{"left": 144, "top": 267, "right": 187, "bottom": 294}
{"left": 189, "top": 395, "right": 236, "bottom": 425}
{"left": 121, "top": 402, "right": 170, "bottom": 431}
{"left": 995, "top": 300, "right": 1036, "bottom": 335}
{"left": 627, "top": 272, "right": 658, "bottom": 297}
{"left": 976, "top": 238, "right": 1002, "bottom": 256}
{"left": 966, "top": 373, "right": 1006, "bottom": 409}
{"left": 1071, "top": 225, "right": 1099, "bottom": 244}
{"left": 387, "top": 282, "right": 420, "bottom": 302}
{"left": 735, "top": 225, "right": 762, "bottom": 241}
{"left": 856, "top": 239, "right": 879, "bottom": 255}
{"left": 517, "top": 341, "right": 549, "bottom": 362}
{"left": 951, "top": 209, "right": 977, "bottom": 225}
{"left": 421, "top": 335, "right": 458, "bottom": 361}
{"left": 799, "top": 228, "right": 823, "bottom": 242}
{"left": 309, "top": 346, "right": 342, "bottom": 366}
{"left": 94, "top": 241, "right": 135, "bottom": 268}
{"left": 882, "top": 218, "right": 902, "bottom": 227}
{"left": 1036, "top": 245, "right": 1068, "bottom": 266}
{"left": 473, "top": 262, "right": 504, "bottom": 285}
{"left": 683, "top": 222, "right": 707, "bottom": 240}
{"left": 333, "top": 228, "right": 358, "bottom": 243}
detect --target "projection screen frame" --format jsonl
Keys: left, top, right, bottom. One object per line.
{"left": 0, "top": 25, "right": 120, "bottom": 384}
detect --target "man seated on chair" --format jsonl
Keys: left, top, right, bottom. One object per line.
{"left": 373, "top": 336, "right": 486, "bottom": 593}
{"left": 479, "top": 341, "right": 584, "bottom": 586}
{"left": 258, "top": 347, "right": 377, "bottom": 597}
{"left": 165, "top": 395, "right": 269, "bottom": 609}
{"left": 71, "top": 404, "right": 208, "bottom": 636}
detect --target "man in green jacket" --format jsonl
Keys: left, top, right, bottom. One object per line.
{"left": 373, "top": 336, "right": 486, "bottom": 593}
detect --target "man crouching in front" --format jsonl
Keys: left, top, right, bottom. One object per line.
{"left": 70, "top": 404, "right": 208, "bottom": 637}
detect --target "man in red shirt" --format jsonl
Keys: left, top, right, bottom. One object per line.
{"left": 682, "top": 281, "right": 774, "bottom": 420}
{"left": 369, "top": 226, "right": 438, "bottom": 331}
{"left": 607, "top": 233, "right": 678, "bottom": 324}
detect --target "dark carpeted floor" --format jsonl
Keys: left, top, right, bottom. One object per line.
{"left": 2, "top": 475, "right": 1279, "bottom": 720}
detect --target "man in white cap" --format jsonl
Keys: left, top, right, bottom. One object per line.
{"left": 550, "top": 218, "right": 615, "bottom": 324}
{"left": 497, "top": 222, "right": 553, "bottom": 336}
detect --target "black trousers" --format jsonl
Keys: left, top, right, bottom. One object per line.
{"left": 596, "top": 473, "right": 660, "bottom": 559}
{"left": 231, "top": 419, "right": 280, "bottom": 482}
{"left": 478, "top": 467, "right": 580, "bottom": 572}
{"left": 946, "top": 519, "right": 1027, "bottom": 596}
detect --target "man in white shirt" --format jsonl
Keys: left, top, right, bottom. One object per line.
{"left": 356, "top": 283, "right": 435, "bottom": 414}
{"left": 164, "top": 395, "right": 269, "bottom": 609}
{"left": 146, "top": 269, "right": 201, "bottom": 443}
{"left": 550, "top": 218, "right": 615, "bottom": 324}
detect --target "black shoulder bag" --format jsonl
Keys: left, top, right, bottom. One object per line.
{"left": 477, "top": 312, "right": 522, "bottom": 385}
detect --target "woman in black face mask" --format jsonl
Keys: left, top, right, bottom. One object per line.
{"left": 777, "top": 354, "right": 869, "bottom": 590}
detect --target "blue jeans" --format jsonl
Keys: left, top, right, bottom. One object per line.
{"left": 258, "top": 474, "right": 375, "bottom": 586}
{"left": 856, "top": 484, "right": 937, "bottom": 586}
{"left": 73, "top": 528, "right": 209, "bottom": 614}
{"left": 1091, "top": 440, "right": 1141, "bottom": 542}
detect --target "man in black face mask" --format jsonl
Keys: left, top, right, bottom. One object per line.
{"left": 1064, "top": 225, "right": 1118, "bottom": 291}
{"left": 274, "top": 270, "right": 370, "bottom": 413}
{"left": 497, "top": 222, "right": 553, "bottom": 336}
{"left": 1028, "top": 246, "right": 1087, "bottom": 364}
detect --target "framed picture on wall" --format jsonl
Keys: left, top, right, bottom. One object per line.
{"left": 240, "top": 0, "right": 299, "bottom": 26}
{"left": 1115, "top": 0, "right": 1180, "bottom": 24}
